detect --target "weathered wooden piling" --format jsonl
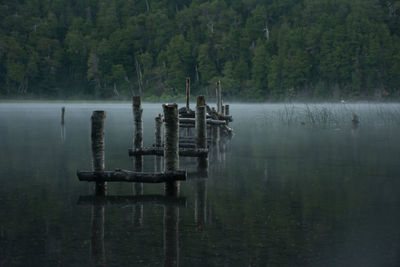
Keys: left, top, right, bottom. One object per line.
{"left": 133, "top": 96, "right": 144, "bottom": 196}
{"left": 163, "top": 103, "right": 180, "bottom": 195}
{"left": 196, "top": 96, "right": 208, "bottom": 171}
{"left": 132, "top": 96, "right": 143, "bottom": 151}
{"left": 61, "top": 106, "right": 65, "bottom": 124}
{"left": 91, "top": 111, "right": 106, "bottom": 195}
{"left": 225, "top": 104, "right": 230, "bottom": 116}
{"left": 186, "top": 77, "right": 190, "bottom": 112}
{"left": 221, "top": 105, "right": 225, "bottom": 115}
{"left": 155, "top": 114, "right": 163, "bottom": 147}
{"left": 216, "top": 81, "right": 222, "bottom": 113}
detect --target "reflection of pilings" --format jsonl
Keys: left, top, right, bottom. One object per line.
{"left": 164, "top": 205, "right": 179, "bottom": 267}
{"left": 163, "top": 104, "right": 179, "bottom": 195}
{"left": 91, "top": 205, "right": 105, "bottom": 267}
{"left": 78, "top": 195, "right": 187, "bottom": 207}
{"left": 195, "top": 179, "right": 207, "bottom": 227}
{"left": 91, "top": 111, "right": 106, "bottom": 195}
{"left": 61, "top": 123, "right": 66, "bottom": 143}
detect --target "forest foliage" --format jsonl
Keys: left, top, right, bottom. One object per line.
{"left": 1, "top": 0, "right": 400, "bottom": 100}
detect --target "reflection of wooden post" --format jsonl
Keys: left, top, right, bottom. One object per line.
{"left": 91, "top": 204, "right": 105, "bottom": 266}
{"left": 163, "top": 104, "right": 179, "bottom": 195}
{"left": 186, "top": 77, "right": 190, "bottom": 112}
{"left": 91, "top": 111, "right": 106, "bottom": 195}
{"left": 61, "top": 106, "right": 65, "bottom": 124}
{"left": 133, "top": 96, "right": 143, "bottom": 226}
{"left": 196, "top": 96, "right": 208, "bottom": 170}
{"left": 164, "top": 205, "right": 179, "bottom": 267}
{"left": 195, "top": 179, "right": 207, "bottom": 227}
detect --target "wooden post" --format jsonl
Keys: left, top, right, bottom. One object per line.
{"left": 155, "top": 113, "right": 163, "bottom": 174}
{"left": 61, "top": 106, "right": 65, "bottom": 124}
{"left": 186, "top": 77, "right": 190, "bottom": 112}
{"left": 216, "top": 81, "right": 222, "bottom": 113}
{"left": 225, "top": 104, "right": 230, "bottom": 116}
{"left": 155, "top": 114, "right": 163, "bottom": 147}
{"left": 221, "top": 105, "right": 225, "bottom": 115}
{"left": 133, "top": 97, "right": 144, "bottom": 221}
{"left": 91, "top": 111, "right": 106, "bottom": 195}
{"left": 163, "top": 104, "right": 179, "bottom": 195}
{"left": 196, "top": 96, "right": 208, "bottom": 170}
{"left": 132, "top": 96, "right": 143, "bottom": 150}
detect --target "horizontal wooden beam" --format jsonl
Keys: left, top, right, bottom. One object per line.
{"left": 129, "top": 147, "right": 208, "bottom": 157}
{"left": 179, "top": 118, "right": 226, "bottom": 125}
{"left": 77, "top": 194, "right": 187, "bottom": 206}
{"left": 77, "top": 169, "right": 187, "bottom": 183}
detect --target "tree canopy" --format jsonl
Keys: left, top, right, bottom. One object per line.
{"left": 0, "top": 0, "right": 399, "bottom": 100}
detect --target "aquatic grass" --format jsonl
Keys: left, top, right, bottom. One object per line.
{"left": 263, "top": 103, "right": 400, "bottom": 130}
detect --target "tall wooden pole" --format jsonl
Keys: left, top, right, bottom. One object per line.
{"left": 186, "top": 77, "right": 190, "bottom": 112}
{"left": 90, "top": 110, "right": 106, "bottom": 265}
{"left": 132, "top": 96, "right": 143, "bottom": 226}
{"left": 91, "top": 111, "right": 106, "bottom": 195}
{"left": 163, "top": 103, "right": 179, "bottom": 195}
{"left": 216, "top": 81, "right": 222, "bottom": 114}
{"left": 61, "top": 106, "right": 65, "bottom": 124}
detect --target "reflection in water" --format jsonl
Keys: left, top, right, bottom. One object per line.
{"left": 91, "top": 204, "right": 105, "bottom": 267}
{"left": 60, "top": 124, "right": 66, "bottom": 143}
{"left": 164, "top": 205, "right": 179, "bottom": 267}
{"left": 133, "top": 155, "right": 144, "bottom": 227}
{"left": 194, "top": 179, "right": 207, "bottom": 228}
{"left": 2, "top": 103, "right": 400, "bottom": 266}
{"left": 81, "top": 194, "right": 185, "bottom": 267}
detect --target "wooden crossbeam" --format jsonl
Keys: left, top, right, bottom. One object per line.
{"left": 77, "top": 169, "right": 187, "bottom": 183}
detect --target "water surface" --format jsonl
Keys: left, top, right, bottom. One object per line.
{"left": 0, "top": 102, "right": 399, "bottom": 266}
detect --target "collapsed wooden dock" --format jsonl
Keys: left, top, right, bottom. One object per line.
{"left": 76, "top": 78, "right": 233, "bottom": 196}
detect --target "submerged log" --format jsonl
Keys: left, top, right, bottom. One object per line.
{"left": 77, "top": 169, "right": 187, "bottom": 183}
{"left": 129, "top": 147, "right": 208, "bottom": 157}
{"left": 78, "top": 194, "right": 187, "bottom": 207}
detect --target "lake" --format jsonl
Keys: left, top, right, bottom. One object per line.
{"left": 0, "top": 102, "right": 400, "bottom": 266}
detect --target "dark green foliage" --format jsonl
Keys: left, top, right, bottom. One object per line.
{"left": 0, "top": 0, "right": 399, "bottom": 100}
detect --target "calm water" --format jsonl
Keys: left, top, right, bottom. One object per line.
{"left": 0, "top": 102, "right": 400, "bottom": 266}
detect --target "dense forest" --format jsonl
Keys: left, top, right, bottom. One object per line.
{"left": 0, "top": 0, "right": 399, "bottom": 100}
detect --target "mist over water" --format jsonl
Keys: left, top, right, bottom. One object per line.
{"left": 0, "top": 102, "right": 400, "bottom": 266}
